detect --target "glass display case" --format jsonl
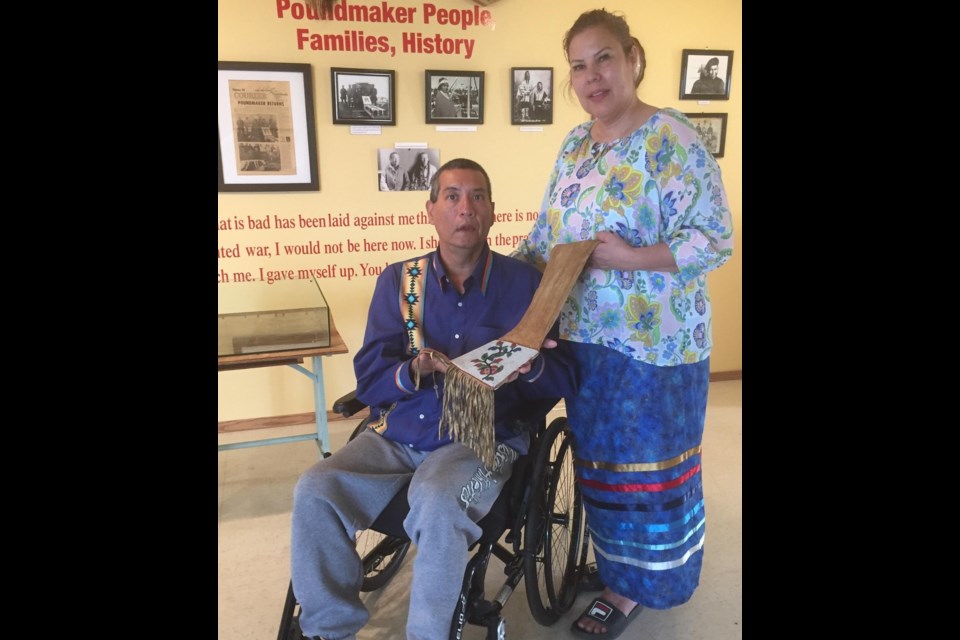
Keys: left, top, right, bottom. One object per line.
{"left": 218, "top": 296, "right": 331, "bottom": 356}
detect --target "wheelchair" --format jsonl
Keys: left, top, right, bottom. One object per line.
{"left": 277, "top": 391, "right": 590, "bottom": 640}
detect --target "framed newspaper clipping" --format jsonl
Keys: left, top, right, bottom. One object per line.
{"left": 217, "top": 61, "right": 319, "bottom": 192}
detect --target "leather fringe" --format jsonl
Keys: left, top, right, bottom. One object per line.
{"left": 440, "top": 365, "right": 496, "bottom": 468}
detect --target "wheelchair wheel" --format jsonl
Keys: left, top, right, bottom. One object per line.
{"left": 348, "top": 422, "right": 412, "bottom": 592}
{"left": 356, "top": 528, "right": 410, "bottom": 591}
{"left": 523, "top": 417, "right": 589, "bottom": 625}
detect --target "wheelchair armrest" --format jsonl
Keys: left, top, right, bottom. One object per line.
{"left": 510, "top": 397, "right": 561, "bottom": 435}
{"left": 333, "top": 390, "right": 369, "bottom": 418}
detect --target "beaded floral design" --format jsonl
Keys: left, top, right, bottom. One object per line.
{"left": 468, "top": 340, "right": 522, "bottom": 382}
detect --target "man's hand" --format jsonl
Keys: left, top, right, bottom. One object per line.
{"left": 505, "top": 338, "right": 557, "bottom": 383}
{"left": 411, "top": 348, "right": 448, "bottom": 379}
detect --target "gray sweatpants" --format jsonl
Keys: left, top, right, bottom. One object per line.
{"left": 291, "top": 429, "right": 519, "bottom": 640}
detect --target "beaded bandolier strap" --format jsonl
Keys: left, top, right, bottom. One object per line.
{"left": 369, "top": 257, "right": 430, "bottom": 435}
{"left": 401, "top": 258, "right": 429, "bottom": 356}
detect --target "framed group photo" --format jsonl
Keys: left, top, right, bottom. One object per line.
{"left": 331, "top": 68, "right": 396, "bottom": 126}
{"left": 217, "top": 61, "right": 319, "bottom": 192}
{"left": 679, "top": 49, "right": 733, "bottom": 101}
{"left": 685, "top": 112, "right": 727, "bottom": 158}
{"left": 511, "top": 67, "right": 553, "bottom": 125}
{"left": 425, "top": 70, "right": 484, "bottom": 125}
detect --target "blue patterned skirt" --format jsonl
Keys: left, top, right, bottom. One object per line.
{"left": 566, "top": 341, "right": 710, "bottom": 609}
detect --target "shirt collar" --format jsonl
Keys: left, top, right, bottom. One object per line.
{"left": 430, "top": 244, "right": 493, "bottom": 295}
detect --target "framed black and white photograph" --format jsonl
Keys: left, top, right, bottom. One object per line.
{"left": 679, "top": 49, "right": 733, "bottom": 100}
{"left": 425, "top": 71, "right": 484, "bottom": 125}
{"left": 217, "top": 61, "right": 319, "bottom": 192}
{"left": 377, "top": 147, "right": 441, "bottom": 192}
{"left": 511, "top": 67, "right": 553, "bottom": 125}
{"left": 331, "top": 68, "right": 396, "bottom": 126}
{"left": 685, "top": 112, "right": 727, "bottom": 158}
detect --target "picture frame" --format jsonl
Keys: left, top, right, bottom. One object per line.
{"left": 511, "top": 67, "right": 553, "bottom": 125}
{"left": 331, "top": 68, "right": 396, "bottom": 126}
{"left": 377, "top": 147, "right": 441, "bottom": 192}
{"left": 684, "top": 112, "right": 727, "bottom": 158}
{"left": 425, "top": 70, "right": 484, "bottom": 125}
{"left": 217, "top": 61, "right": 319, "bottom": 192}
{"left": 679, "top": 49, "right": 733, "bottom": 101}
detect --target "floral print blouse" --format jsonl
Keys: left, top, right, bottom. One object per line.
{"left": 514, "top": 108, "right": 734, "bottom": 367}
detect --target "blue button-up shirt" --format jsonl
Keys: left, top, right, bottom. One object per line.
{"left": 354, "top": 246, "right": 578, "bottom": 455}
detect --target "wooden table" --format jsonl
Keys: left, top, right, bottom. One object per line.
{"left": 218, "top": 318, "right": 348, "bottom": 454}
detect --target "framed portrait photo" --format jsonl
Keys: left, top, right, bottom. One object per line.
{"left": 331, "top": 68, "right": 396, "bottom": 126}
{"left": 684, "top": 112, "right": 727, "bottom": 158}
{"left": 377, "top": 147, "right": 441, "bottom": 192}
{"left": 217, "top": 61, "right": 319, "bottom": 192}
{"left": 511, "top": 67, "right": 553, "bottom": 125}
{"left": 679, "top": 49, "right": 733, "bottom": 100}
{"left": 425, "top": 70, "right": 484, "bottom": 125}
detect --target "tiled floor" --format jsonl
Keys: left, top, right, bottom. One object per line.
{"left": 218, "top": 380, "right": 741, "bottom": 640}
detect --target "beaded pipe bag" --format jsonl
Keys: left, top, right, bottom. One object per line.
{"left": 426, "top": 240, "right": 599, "bottom": 466}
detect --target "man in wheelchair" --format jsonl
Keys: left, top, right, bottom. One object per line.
{"left": 291, "top": 158, "right": 578, "bottom": 640}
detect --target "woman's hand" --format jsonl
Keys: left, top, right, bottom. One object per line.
{"left": 587, "top": 230, "right": 632, "bottom": 270}
{"left": 588, "top": 231, "right": 679, "bottom": 273}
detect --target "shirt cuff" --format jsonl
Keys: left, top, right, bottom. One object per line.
{"left": 394, "top": 360, "right": 418, "bottom": 394}
{"left": 517, "top": 355, "right": 545, "bottom": 383}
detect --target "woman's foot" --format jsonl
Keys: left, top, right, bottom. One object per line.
{"left": 573, "top": 588, "right": 638, "bottom": 634}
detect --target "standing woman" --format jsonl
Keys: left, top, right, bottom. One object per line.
{"left": 513, "top": 9, "right": 734, "bottom": 638}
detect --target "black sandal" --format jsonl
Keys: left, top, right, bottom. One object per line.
{"left": 570, "top": 597, "right": 643, "bottom": 639}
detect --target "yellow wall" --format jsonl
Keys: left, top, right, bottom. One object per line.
{"left": 218, "top": 0, "right": 742, "bottom": 421}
